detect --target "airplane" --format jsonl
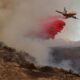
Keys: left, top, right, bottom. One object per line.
{"left": 56, "top": 8, "right": 78, "bottom": 19}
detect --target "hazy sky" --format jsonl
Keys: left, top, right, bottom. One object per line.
{"left": 0, "top": 0, "right": 80, "bottom": 45}
{"left": 55, "top": 0, "right": 80, "bottom": 41}
{"left": 0, "top": 0, "right": 80, "bottom": 66}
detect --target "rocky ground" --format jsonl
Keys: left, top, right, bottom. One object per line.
{"left": 0, "top": 42, "right": 80, "bottom": 80}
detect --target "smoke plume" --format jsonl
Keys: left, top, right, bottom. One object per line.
{"left": 0, "top": 0, "right": 80, "bottom": 73}
{"left": 0, "top": 0, "right": 66, "bottom": 66}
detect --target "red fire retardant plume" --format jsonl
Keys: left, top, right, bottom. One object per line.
{"left": 24, "top": 16, "right": 66, "bottom": 39}
{"left": 40, "top": 19, "right": 65, "bottom": 39}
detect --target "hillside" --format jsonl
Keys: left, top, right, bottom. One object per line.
{"left": 0, "top": 42, "right": 80, "bottom": 80}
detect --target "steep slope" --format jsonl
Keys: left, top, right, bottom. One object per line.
{"left": 0, "top": 42, "right": 80, "bottom": 80}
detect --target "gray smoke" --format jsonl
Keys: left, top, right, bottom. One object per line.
{"left": 0, "top": 0, "right": 80, "bottom": 73}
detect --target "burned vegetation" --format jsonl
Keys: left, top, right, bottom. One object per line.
{"left": 0, "top": 42, "right": 80, "bottom": 80}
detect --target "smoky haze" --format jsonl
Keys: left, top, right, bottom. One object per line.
{"left": 0, "top": 0, "right": 67, "bottom": 65}
{"left": 0, "top": 0, "right": 80, "bottom": 73}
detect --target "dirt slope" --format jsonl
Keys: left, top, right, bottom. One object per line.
{"left": 0, "top": 42, "right": 80, "bottom": 80}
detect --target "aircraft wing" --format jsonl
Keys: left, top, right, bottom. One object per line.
{"left": 72, "top": 16, "right": 79, "bottom": 19}
{"left": 56, "top": 10, "right": 63, "bottom": 14}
